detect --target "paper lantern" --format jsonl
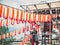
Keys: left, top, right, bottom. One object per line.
{"left": 20, "top": 11, "right": 23, "bottom": 21}
{"left": 14, "top": 9, "right": 18, "bottom": 20}
{"left": 27, "top": 36, "right": 30, "bottom": 41}
{"left": 0, "top": 35, "right": 1, "bottom": 40}
{"left": 22, "top": 11, "right": 25, "bottom": 21}
{"left": 41, "top": 15, "right": 45, "bottom": 22}
{"left": 16, "top": 20, "right": 20, "bottom": 24}
{"left": 30, "top": 24, "right": 33, "bottom": 30}
{"left": 11, "top": 19, "right": 15, "bottom": 25}
{"left": 30, "top": 13, "right": 33, "bottom": 22}
{"left": 0, "top": 4, "right": 3, "bottom": 17}
{"left": 5, "top": 19, "right": 9, "bottom": 27}
{"left": 10, "top": 32, "right": 13, "bottom": 37}
{"left": 16, "top": 10, "right": 19, "bottom": 20}
{"left": 6, "top": 33, "right": 9, "bottom": 38}
{"left": 18, "top": 29, "right": 21, "bottom": 34}
{"left": 24, "top": 12, "right": 27, "bottom": 22}
{"left": 38, "top": 15, "right": 41, "bottom": 22}
{"left": 0, "top": 20, "right": 3, "bottom": 27}
{"left": 13, "top": 30, "right": 16, "bottom": 36}
{"left": 45, "top": 15, "right": 48, "bottom": 22}
{"left": 26, "top": 37, "right": 28, "bottom": 42}
{"left": 26, "top": 26, "right": 29, "bottom": 31}
{"left": 18, "top": 10, "right": 22, "bottom": 21}
{"left": 22, "top": 41, "right": 25, "bottom": 45}
{"left": 58, "top": 14, "right": 60, "bottom": 17}
{"left": 47, "top": 15, "right": 51, "bottom": 22}
{"left": 18, "top": 35, "right": 32, "bottom": 45}
{"left": 26, "top": 13, "right": 31, "bottom": 22}
{"left": 53, "top": 14, "right": 57, "bottom": 18}
{"left": 1, "top": 34, "right": 5, "bottom": 39}
{"left": 36, "top": 14, "right": 39, "bottom": 22}
{"left": 9, "top": 8, "right": 14, "bottom": 20}
{"left": 33, "top": 14, "right": 36, "bottom": 22}
{"left": 22, "top": 28, "right": 25, "bottom": 33}
{"left": 3, "top": 6, "right": 9, "bottom": 19}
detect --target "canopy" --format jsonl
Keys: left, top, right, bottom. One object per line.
{"left": 0, "top": 0, "right": 60, "bottom": 11}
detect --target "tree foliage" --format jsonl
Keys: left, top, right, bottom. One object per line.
{"left": 0, "top": 26, "right": 15, "bottom": 45}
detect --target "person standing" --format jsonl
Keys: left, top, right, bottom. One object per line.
{"left": 30, "top": 28, "right": 39, "bottom": 45}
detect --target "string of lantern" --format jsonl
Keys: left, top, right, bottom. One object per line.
{"left": 17, "top": 23, "right": 57, "bottom": 45}
{"left": 0, "top": 19, "right": 20, "bottom": 27}
{"left": 0, "top": 22, "right": 40, "bottom": 40}
{"left": 0, "top": 4, "right": 52, "bottom": 22}
{"left": 18, "top": 35, "right": 32, "bottom": 45}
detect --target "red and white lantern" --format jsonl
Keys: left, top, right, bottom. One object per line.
{"left": 9, "top": 8, "right": 14, "bottom": 20}
{"left": 0, "top": 20, "right": 3, "bottom": 27}
{"left": 1, "top": 34, "right": 5, "bottom": 39}
{"left": 26, "top": 13, "right": 31, "bottom": 22}
{"left": 18, "top": 10, "right": 22, "bottom": 21}
{"left": 33, "top": 14, "right": 36, "bottom": 22}
{"left": 10, "top": 32, "right": 13, "bottom": 37}
{"left": 6, "top": 33, "right": 9, "bottom": 38}
{"left": 11, "top": 19, "right": 15, "bottom": 25}
{"left": 0, "top": 35, "right": 1, "bottom": 40}
{"left": 53, "top": 14, "right": 57, "bottom": 18}
{"left": 0, "top": 4, "right": 3, "bottom": 17}
{"left": 18, "top": 29, "right": 21, "bottom": 34}
{"left": 3, "top": 6, "right": 9, "bottom": 19}
{"left": 13, "top": 30, "right": 16, "bottom": 36}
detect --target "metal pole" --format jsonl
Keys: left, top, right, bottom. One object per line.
{"left": 46, "top": 3, "right": 53, "bottom": 45}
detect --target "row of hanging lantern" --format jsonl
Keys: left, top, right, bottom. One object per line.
{"left": 53, "top": 14, "right": 60, "bottom": 19}
{"left": 0, "top": 4, "right": 52, "bottom": 22}
{"left": 0, "top": 22, "right": 40, "bottom": 40}
{"left": 0, "top": 19, "right": 21, "bottom": 27}
{"left": 18, "top": 35, "right": 32, "bottom": 45}
{"left": 18, "top": 23, "right": 40, "bottom": 45}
